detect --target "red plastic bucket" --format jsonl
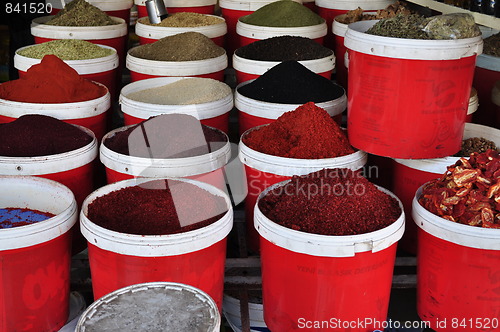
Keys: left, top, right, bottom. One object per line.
{"left": 392, "top": 123, "right": 500, "bottom": 254}
{"left": 316, "top": 0, "right": 394, "bottom": 48}
{"left": 80, "top": 177, "right": 233, "bottom": 309}
{"left": 473, "top": 53, "right": 500, "bottom": 127}
{"left": 255, "top": 182, "right": 405, "bottom": 331}
{"left": 239, "top": 131, "right": 367, "bottom": 252}
{"left": 232, "top": 51, "right": 335, "bottom": 84}
{"left": 344, "top": 20, "right": 483, "bottom": 158}
{"left": 100, "top": 124, "right": 231, "bottom": 190}
{"left": 135, "top": 0, "right": 217, "bottom": 18}
{"left": 30, "top": 16, "right": 128, "bottom": 68}
{"left": 14, "top": 44, "right": 119, "bottom": 101}
{"left": 119, "top": 77, "right": 233, "bottom": 133}
{"left": 413, "top": 187, "right": 500, "bottom": 331}
{"left": 0, "top": 125, "right": 97, "bottom": 253}
{"left": 235, "top": 81, "right": 346, "bottom": 135}
{"left": 47, "top": 0, "right": 133, "bottom": 25}
{"left": 303, "top": 0, "right": 316, "bottom": 11}
{"left": 494, "top": 80, "right": 500, "bottom": 127}
{"left": 0, "top": 176, "right": 77, "bottom": 332}
{"left": 236, "top": 20, "right": 327, "bottom": 47}
{"left": 126, "top": 50, "right": 228, "bottom": 82}
{"left": 135, "top": 16, "right": 227, "bottom": 47}
{"left": 0, "top": 84, "right": 111, "bottom": 141}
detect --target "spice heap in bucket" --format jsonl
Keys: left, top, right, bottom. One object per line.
{"left": 17, "top": 39, "right": 114, "bottom": 60}
{"left": 140, "top": 12, "right": 224, "bottom": 27}
{"left": 414, "top": 149, "right": 500, "bottom": 330}
{"left": 44, "top": 0, "right": 120, "bottom": 26}
{"left": 256, "top": 169, "right": 403, "bottom": 331}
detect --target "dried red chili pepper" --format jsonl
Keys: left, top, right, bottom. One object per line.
{"left": 419, "top": 149, "right": 500, "bottom": 228}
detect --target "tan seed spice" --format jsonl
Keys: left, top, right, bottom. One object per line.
{"left": 140, "top": 12, "right": 224, "bottom": 27}
{"left": 483, "top": 32, "right": 500, "bottom": 57}
{"left": 46, "top": 0, "right": 118, "bottom": 26}
{"left": 18, "top": 40, "right": 114, "bottom": 60}
{"left": 126, "top": 78, "right": 231, "bottom": 104}
{"left": 128, "top": 32, "right": 225, "bottom": 61}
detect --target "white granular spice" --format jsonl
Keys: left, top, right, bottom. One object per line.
{"left": 126, "top": 78, "right": 231, "bottom": 105}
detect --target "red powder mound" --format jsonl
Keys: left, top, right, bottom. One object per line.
{"left": 242, "top": 102, "right": 354, "bottom": 159}
{"left": 258, "top": 169, "right": 401, "bottom": 236}
{"left": 86, "top": 179, "right": 229, "bottom": 235}
{"left": 0, "top": 55, "right": 106, "bottom": 103}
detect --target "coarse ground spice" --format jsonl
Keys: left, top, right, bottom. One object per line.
{"left": 86, "top": 179, "right": 228, "bottom": 235}
{"left": 140, "top": 12, "right": 224, "bottom": 27}
{"left": 242, "top": 102, "right": 353, "bottom": 159}
{"left": 258, "top": 169, "right": 401, "bottom": 235}
{"left": 483, "top": 32, "right": 500, "bottom": 57}
{"left": 104, "top": 114, "right": 227, "bottom": 158}
{"left": 46, "top": 0, "right": 118, "bottom": 26}
{"left": 366, "top": 14, "right": 430, "bottom": 39}
{"left": 238, "top": 61, "right": 344, "bottom": 104}
{"left": 0, "top": 207, "right": 55, "bottom": 229}
{"left": 17, "top": 39, "right": 114, "bottom": 60}
{"left": 126, "top": 78, "right": 231, "bottom": 104}
{"left": 0, "top": 115, "right": 93, "bottom": 157}
{"left": 455, "top": 137, "right": 498, "bottom": 157}
{"left": 235, "top": 36, "right": 333, "bottom": 61}
{"left": 0, "top": 55, "right": 106, "bottom": 103}
{"left": 239, "top": 0, "right": 324, "bottom": 27}
{"left": 335, "top": 1, "right": 412, "bottom": 24}
{"left": 128, "top": 32, "right": 225, "bottom": 61}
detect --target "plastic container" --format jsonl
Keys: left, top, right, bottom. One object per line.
{"left": 100, "top": 124, "right": 231, "bottom": 191}
{"left": 493, "top": 80, "right": 500, "bottom": 128}
{"left": 119, "top": 77, "right": 233, "bottom": 133}
{"left": 223, "top": 294, "right": 269, "bottom": 332}
{"left": 14, "top": 44, "right": 119, "bottom": 101}
{"left": 239, "top": 128, "right": 367, "bottom": 252}
{"left": 126, "top": 50, "right": 228, "bottom": 82}
{"left": 0, "top": 176, "right": 77, "bottom": 332}
{"left": 392, "top": 122, "right": 500, "bottom": 254}
{"left": 0, "top": 125, "right": 97, "bottom": 253}
{"left": 236, "top": 20, "right": 327, "bottom": 47}
{"left": 30, "top": 16, "right": 128, "bottom": 67}
{"left": 302, "top": 0, "right": 316, "bottom": 11}
{"left": 466, "top": 87, "right": 479, "bottom": 122}
{"left": 232, "top": 51, "right": 335, "bottom": 84}
{"left": 135, "top": 0, "right": 217, "bottom": 18}
{"left": 473, "top": 52, "right": 500, "bottom": 127}
{"left": 235, "top": 80, "right": 346, "bottom": 135}
{"left": 0, "top": 84, "right": 111, "bottom": 141}
{"left": 76, "top": 282, "right": 220, "bottom": 331}
{"left": 413, "top": 186, "right": 500, "bottom": 331}
{"left": 80, "top": 177, "right": 233, "bottom": 309}
{"left": 46, "top": 0, "right": 134, "bottom": 25}
{"left": 135, "top": 16, "right": 227, "bottom": 47}
{"left": 316, "top": 0, "right": 395, "bottom": 48}
{"left": 255, "top": 181, "right": 405, "bottom": 332}
{"left": 344, "top": 20, "right": 483, "bottom": 159}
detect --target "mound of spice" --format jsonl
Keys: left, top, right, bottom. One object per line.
{"left": 238, "top": 61, "right": 344, "bottom": 104}
{"left": 242, "top": 102, "right": 353, "bottom": 159}
{"left": 335, "top": 1, "right": 412, "bottom": 24}
{"left": 235, "top": 36, "right": 333, "bottom": 61}
{"left": 17, "top": 39, "right": 114, "bottom": 60}
{"left": 104, "top": 114, "right": 227, "bottom": 158}
{"left": 419, "top": 149, "right": 500, "bottom": 228}
{"left": 46, "top": 0, "right": 118, "bottom": 26}
{"left": 483, "top": 32, "right": 500, "bottom": 57}
{"left": 126, "top": 78, "right": 231, "bottom": 105}
{"left": 0, "top": 115, "right": 93, "bottom": 157}
{"left": 258, "top": 169, "right": 401, "bottom": 235}
{"left": 0, "top": 55, "right": 106, "bottom": 103}
{"left": 239, "top": 0, "right": 324, "bottom": 27}
{"left": 128, "top": 32, "right": 225, "bottom": 61}
{"left": 455, "top": 137, "right": 498, "bottom": 157}
{"left": 140, "top": 12, "right": 224, "bottom": 27}
{"left": 86, "top": 179, "right": 228, "bottom": 235}
{"left": 0, "top": 208, "right": 54, "bottom": 229}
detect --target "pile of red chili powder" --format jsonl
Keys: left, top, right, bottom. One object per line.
{"left": 0, "top": 55, "right": 106, "bottom": 103}
{"left": 242, "top": 102, "right": 354, "bottom": 159}
{"left": 258, "top": 169, "right": 401, "bottom": 235}
{"left": 86, "top": 179, "right": 228, "bottom": 235}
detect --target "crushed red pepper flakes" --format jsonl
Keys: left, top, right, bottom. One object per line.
{"left": 87, "top": 179, "right": 228, "bottom": 235}
{"left": 258, "top": 169, "right": 401, "bottom": 236}
{"left": 242, "top": 102, "right": 354, "bottom": 159}
{"left": 419, "top": 149, "right": 500, "bottom": 228}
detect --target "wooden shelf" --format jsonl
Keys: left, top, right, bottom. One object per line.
{"left": 407, "top": 0, "right": 500, "bottom": 29}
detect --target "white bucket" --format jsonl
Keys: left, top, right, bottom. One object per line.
{"left": 223, "top": 294, "right": 269, "bottom": 332}
{"left": 119, "top": 77, "right": 233, "bottom": 132}
{"left": 47, "top": 0, "right": 133, "bottom": 11}
{"left": 76, "top": 282, "right": 221, "bottom": 331}
{"left": 220, "top": 0, "right": 302, "bottom": 10}
{"left": 467, "top": 87, "right": 479, "bottom": 120}
{"left": 236, "top": 20, "right": 327, "bottom": 45}
{"left": 135, "top": 15, "right": 227, "bottom": 46}
{"left": 316, "top": 0, "right": 395, "bottom": 10}
{"left": 0, "top": 176, "right": 77, "bottom": 331}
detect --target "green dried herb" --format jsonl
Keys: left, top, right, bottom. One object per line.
{"left": 18, "top": 39, "right": 114, "bottom": 60}
{"left": 366, "top": 14, "right": 430, "bottom": 39}
{"left": 484, "top": 32, "right": 500, "bottom": 57}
